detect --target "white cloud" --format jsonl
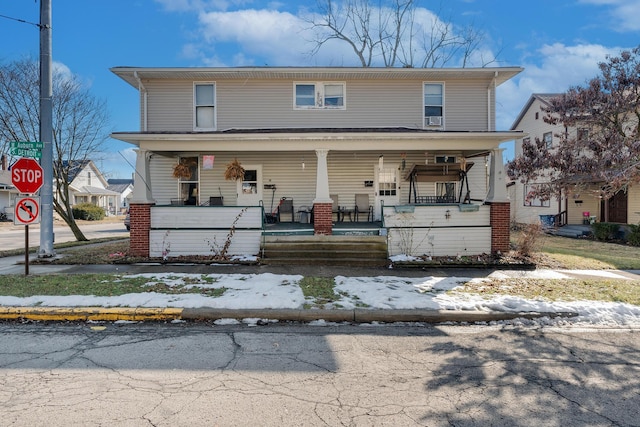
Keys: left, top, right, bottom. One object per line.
{"left": 579, "top": 0, "right": 640, "bottom": 31}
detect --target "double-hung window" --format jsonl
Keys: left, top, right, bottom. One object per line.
{"left": 194, "top": 83, "right": 215, "bottom": 130}
{"left": 295, "top": 82, "right": 345, "bottom": 109}
{"left": 424, "top": 83, "right": 444, "bottom": 127}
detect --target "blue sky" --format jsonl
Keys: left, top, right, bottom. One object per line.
{"left": 1, "top": 0, "right": 638, "bottom": 179}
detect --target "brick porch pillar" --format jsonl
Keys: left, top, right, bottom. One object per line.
{"left": 129, "top": 202, "right": 154, "bottom": 257}
{"left": 129, "top": 149, "right": 155, "bottom": 257}
{"left": 313, "top": 148, "right": 333, "bottom": 235}
{"left": 313, "top": 202, "right": 333, "bottom": 235}
{"left": 490, "top": 202, "right": 510, "bottom": 254}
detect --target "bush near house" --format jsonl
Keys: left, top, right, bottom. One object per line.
{"left": 72, "top": 203, "right": 106, "bottom": 221}
{"left": 627, "top": 223, "right": 640, "bottom": 247}
{"left": 591, "top": 222, "right": 620, "bottom": 242}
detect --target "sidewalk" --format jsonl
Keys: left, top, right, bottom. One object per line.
{"left": 1, "top": 252, "right": 639, "bottom": 326}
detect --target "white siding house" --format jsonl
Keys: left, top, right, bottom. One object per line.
{"left": 511, "top": 94, "right": 640, "bottom": 227}
{"left": 111, "top": 67, "right": 524, "bottom": 259}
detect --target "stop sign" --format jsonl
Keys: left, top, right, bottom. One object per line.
{"left": 11, "top": 158, "right": 44, "bottom": 194}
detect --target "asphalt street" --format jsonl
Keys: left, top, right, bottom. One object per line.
{"left": 0, "top": 322, "right": 638, "bottom": 426}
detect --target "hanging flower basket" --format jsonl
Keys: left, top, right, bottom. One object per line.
{"left": 225, "top": 158, "right": 245, "bottom": 181}
{"left": 172, "top": 159, "right": 196, "bottom": 179}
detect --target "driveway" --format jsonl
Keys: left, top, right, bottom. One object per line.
{"left": 1, "top": 217, "right": 129, "bottom": 251}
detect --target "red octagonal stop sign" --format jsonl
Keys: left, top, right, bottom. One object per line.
{"left": 11, "top": 158, "right": 44, "bottom": 194}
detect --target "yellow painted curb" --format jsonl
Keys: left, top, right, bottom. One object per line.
{"left": 0, "top": 307, "right": 183, "bottom": 322}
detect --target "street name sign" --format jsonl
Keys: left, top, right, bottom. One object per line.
{"left": 10, "top": 141, "right": 43, "bottom": 159}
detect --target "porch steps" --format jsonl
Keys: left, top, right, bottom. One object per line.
{"left": 260, "top": 235, "right": 389, "bottom": 267}
{"left": 548, "top": 224, "right": 592, "bottom": 238}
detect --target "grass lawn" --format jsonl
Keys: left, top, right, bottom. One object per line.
{"left": 0, "top": 232, "right": 638, "bottom": 306}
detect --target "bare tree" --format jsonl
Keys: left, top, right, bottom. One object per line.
{"left": 0, "top": 57, "right": 110, "bottom": 241}
{"left": 305, "top": 0, "right": 495, "bottom": 68}
{"left": 507, "top": 46, "right": 640, "bottom": 221}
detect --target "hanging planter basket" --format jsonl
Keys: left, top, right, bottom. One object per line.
{"left": 225, "top": 158, "right": 245, "bottom": 181}
{"left": 172, "top": 159, "right": 196, "bottom": 179}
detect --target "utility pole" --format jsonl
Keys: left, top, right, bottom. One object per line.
{"left": 38, "top": 0, "right": 55, "bottom": 258}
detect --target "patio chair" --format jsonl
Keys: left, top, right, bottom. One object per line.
{"left": 278, "top": 198, "right": 294, "bottom": 222}
{"left": 330, "top": 194, "right": 343, "bottom": 222}
{"left": 209, "top": 196, "right": 223, "bottom": 206}
{"left": 355, "top": 193, "right": 373, "bottom": 222}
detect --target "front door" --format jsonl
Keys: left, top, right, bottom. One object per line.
{"left": 374, "top": 166, "right": 399, "bottom": 220}
{"left": 603, "top": 190, "right": 628, "bottom": 223}
{"left": 237, "top": 165, "right": 263, "bottom": 206}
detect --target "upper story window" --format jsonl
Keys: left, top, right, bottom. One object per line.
{"left": 295, "top": 82, "right": 345, "bottom": 109}
{"left": 194, "top": 83, "right": 216, "bottom": 130}
{"left": 424, "top": 82, "right": 444, "bottom": 127}
{"left": 543, "top": 132, "right": 553, "bottom": 149}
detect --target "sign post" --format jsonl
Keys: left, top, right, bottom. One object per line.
{"left": 11, "top": 158, "right": 44, "bottom": 275}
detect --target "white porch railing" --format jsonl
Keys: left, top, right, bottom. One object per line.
{"left": 383, "top": 204, "right": 491, "bottom": 257}
{"left": 149, "top": 205, "right": 263, "bottom": 258}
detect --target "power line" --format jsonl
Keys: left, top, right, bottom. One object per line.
{"left": 0, "top": 13, "right": 47, "bottom": 29}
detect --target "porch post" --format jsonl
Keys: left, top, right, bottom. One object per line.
{"left": 129, "top": 149, "right": 155, "bottom": 257}
{"left": 313, "top": 148, "right": 333, "bottom": 235}
{"left": 486, "top": 148, "right": 510, "bottom": 254}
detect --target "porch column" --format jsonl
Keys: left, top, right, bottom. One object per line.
{"left": 129, "top": 149, "right": 155, "bottom": 257}
{"left": 313, "top": 148, "right": 333, "bottom": 235}
{"left": 486, "top": 148, "right": 510, "bottom": 254}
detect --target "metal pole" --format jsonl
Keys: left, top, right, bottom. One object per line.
{"left": 39, "top": 0, "right": 55, "bottom": 257}
{"left": 25, "top": 225, "right": 29, "bottom": 276}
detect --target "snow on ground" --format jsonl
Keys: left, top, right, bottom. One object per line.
{"left": 0, "top": 271, "right": 638, "bottom": 327}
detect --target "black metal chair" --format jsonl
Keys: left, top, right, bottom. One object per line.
{"left": 355, "top": 193, "right": 373, "bottom": 222}
{"left": 278, "top": 198, "right": 294, "bottom": 222}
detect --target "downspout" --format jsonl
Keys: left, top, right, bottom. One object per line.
{"left": 487, "top": 71, "right": 497, "bottom": 131}
{"left": 134, "top": 71, "right": 148, "bottom": 132}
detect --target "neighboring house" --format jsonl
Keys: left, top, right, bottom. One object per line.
{"left": 0, "top": 156, "right": 17, "bottom": 221}
{"left": 510, "top": 93, "right": 640, "bottom": 227}
{"left": 107, "top": 178, "right": 134, "bottom": 214}
{"left": 110, "top": 66, "right": 523, "bottom": 258}
{"left": 62, "top": 160, "right": 120, "bottom": 214}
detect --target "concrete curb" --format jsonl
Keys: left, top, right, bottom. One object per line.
{"left": 0, "top": 307, "right": 578, "bottom": 323}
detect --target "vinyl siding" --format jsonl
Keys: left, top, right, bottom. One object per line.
{"left": 147, "top": 151, "right": 489, "bottom": 212}
{"left": 629, "top": 186, "right": 640, "bottom": 225}
{"left": 142, "top": 77, "right": 494, "bottom": 132}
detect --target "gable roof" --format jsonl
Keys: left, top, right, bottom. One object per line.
{"left": 107, "top": 179, "right": 134, "bottom": 194}
{"left": 510, "top": 93, "right": 561, "bottom": 130}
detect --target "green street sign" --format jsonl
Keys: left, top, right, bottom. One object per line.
{"left": 10, "top": 142, "right": 43, "bottom": 159}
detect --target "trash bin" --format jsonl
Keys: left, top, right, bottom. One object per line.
{"left": 539, "top": 214, "right": 555, "bottom": 229}
{"left": 298, "top": 206, "right": 311, "bottom": 224}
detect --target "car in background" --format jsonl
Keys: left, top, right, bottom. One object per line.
{"left": 124, "top": 209, "right": 130, "bottom": 231}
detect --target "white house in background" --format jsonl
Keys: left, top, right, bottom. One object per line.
{"left": 0, "top": 155, "right": 17, "bottom": 221}
{"left": 63, "top": 160, "right": 120, "bottom": 214}
{"left": 110, "top": 66, "right": 524, "bottom": 259}
{"left": 510, "top": 93, "right": 640, "bottom": 227}
{"left": 107, "top": 178, "right": 134, "bottom": 214}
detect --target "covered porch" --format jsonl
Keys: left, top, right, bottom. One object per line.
{"left": 116, "top": 129, "right": 515, "bottom": 259}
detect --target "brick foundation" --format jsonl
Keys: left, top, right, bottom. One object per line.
{"left": 129, "top": 203, "right": 154, "bottom": 257}
{"left": 489, "top": 202, "right": 510, "bottom": 254}
{"left": 313, "top": 202, "right": 333, "bottom": 235}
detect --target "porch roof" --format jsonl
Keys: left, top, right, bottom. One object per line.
{"left": 111, "top": 128, "right": 524, "bottom": 154}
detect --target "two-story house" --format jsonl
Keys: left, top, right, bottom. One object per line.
{"left": 63, "top": 160, "right": 120, "bottom": 215}
{"left": 510, "top": 93, "right": 640, "bottom": 228}
{"left": 111, "top": 67, "right": 523, "bottom": 259}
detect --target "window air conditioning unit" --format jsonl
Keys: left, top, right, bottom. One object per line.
{"left": 426, "top": 116, "right": 442, "bottom": 126}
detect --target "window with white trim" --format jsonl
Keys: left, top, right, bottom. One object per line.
{"left": 194, "top": 83, "right": 215, "bottom": 130}
{"left": 294, "top": 82, "right": 345, "bottom": 109}
{"left": 435, "top": 155, "right": 456, "bottom": 164}
{"left": 543, "top": 132, "right": 553, "bottom": 149}
{"left": 424, "top": 83, "right": 444, "bottom": 127}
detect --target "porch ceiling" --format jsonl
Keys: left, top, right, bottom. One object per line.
{"left": 111, "top": 129, "right": 523, "bottom": 153}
